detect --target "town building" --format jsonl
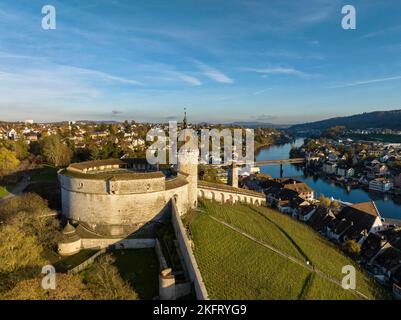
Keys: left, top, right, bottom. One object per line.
{"left": 323, "top": 161, "right": 337, "bottom": 175}
{"left": 336, "top": 166, "right": 355, "bottom": 178}
{"left": 326, "top": 201, "right": 384, "bottom": 245}
{"left": 281, "top": 180, "right": 315, "bottom": 201}
{"left": 369, "top": 178, "right": 394, "bottom": 193}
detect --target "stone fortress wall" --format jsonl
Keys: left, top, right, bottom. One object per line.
{"left": 59, "top": 159, "right": 192, "bottom": 236}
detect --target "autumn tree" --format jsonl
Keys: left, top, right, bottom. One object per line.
{"left": 2, "top": 140, "right": 29, "bottom": 160}
{"left": 332, "top": 200, "right": 341, "bottom": 210}
{"left": 0, "top": 224, "right": 46, "bottom": 291}
{"left": 322, "top": 126, "right": 346, "bottom": 139}
{"left": 2, "top": 273, "right": 93, "bottom": 300}
{"left": 85, "top": 254, "right": 138, "bottom": 300}
{"left": 319, "top": 194, "right": 331, "bottom": 208}
{"left": 198, "top": 164, "right": 221, "bottom": 183}
{"left": 41, "top": 135, "right": 72, "bottom": 167}
{"left": 0, "top": 147, "right": 20, "bottom": 177}
{"left": 88, "top": 140, "right": 121, "bottom": 160}
{"left": 0, "top": 193, "right": 61, "bottom": 250}
{"left": 343, "top": 240, "right": 361, "bottom": 259}
{"left": 0, "top": 194, "right": 62, "bottom": 294}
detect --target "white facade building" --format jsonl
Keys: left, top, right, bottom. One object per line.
{"left": 369, "top": 178, "right": 393, "bottom": 193}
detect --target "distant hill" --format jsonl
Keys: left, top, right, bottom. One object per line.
{"left": 76, "top": 120, "right": 120, "bottom": 124}
{"left": 290, "top": 109, "right": 401, "bottom": 132}
{"left": 227, "top": 121, "right": 290, "bottom": 129}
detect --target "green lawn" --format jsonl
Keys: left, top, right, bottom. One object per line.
{"left": 187, "top": 201, "right": 388, "bottom": 300}
{"left": 51, "top": 248, "right": 159, "bottom": 299}
{"left": 110, "top": 249, "right": 159, "bottom": 300}
{"left": 0, "top": 183, "right": 15, "bottom": 199}
{"left": 0, "top": 185, "right": 9, "bottom": 198}
{"left": 30, "top": 164, "right": 59, "bottom": 182}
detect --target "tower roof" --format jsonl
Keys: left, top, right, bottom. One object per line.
{"left": 63, "top": 221, "right": 76, "bottom": 234}
{"left": 183, "top": 108, "right": 188, "bottom": 129}
{"left": 60, "top": 221, "right": 81, "bottom": 243}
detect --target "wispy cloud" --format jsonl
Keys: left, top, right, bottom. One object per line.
{"left": 327, "top": 75, "right": 401, "bottom": 88}
{"left": 215, "top": 96, "right": 234, "bottom": 102}
{"left": 0, "top": 7, "right": 23, "bottom": 21}
{"left": 243, "top": 66, "right": 319, "bottom": 79}
{"left": 194, "top": 60, "right": 234, "bottom": 84}
{"left": 0, "top": 62, "right": 142, "bottom": 109}
{"left": 64, "top": 66, "right": 141, "bottom": 85}
{"left": 166, "top": 70, "right": 202, "bottom": 86}
{"left": 238, "top": 0, "right": 338, "bottom": 31}
{"left": 253, "top": 88, "right": 272, "bottom": 95}
{"left": 0, "top": 51, "right": 47, "bottom": 61}
{"left": 308, "top": 40, "right": 320, "bottom": 45}
{"left": 0, "top": 68, "right": 100, "bottom": 105}
{"left": 361, "top": 25, "right": 401, "bottom": 39}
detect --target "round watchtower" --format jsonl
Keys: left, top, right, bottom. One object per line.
{"left": 178, "top": 147, "right": 199, "bottom": 208}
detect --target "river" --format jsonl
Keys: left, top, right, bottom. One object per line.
{"left": 256, "top": 138, "right": 401, "bottom": 220}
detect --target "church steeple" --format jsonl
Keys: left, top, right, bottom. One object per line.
{"left": 183, "top": 108, "right": 188, "bottom": 129}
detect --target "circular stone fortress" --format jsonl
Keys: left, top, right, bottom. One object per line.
{"left": 58, "top": 149, "right": 199, "bottom": 237}
{"left": 58, "top": 146, "right": 266, "bottom": 240}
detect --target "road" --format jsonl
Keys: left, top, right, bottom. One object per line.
{"left": 0, "top": 175, "right": 30, "bottom": 206}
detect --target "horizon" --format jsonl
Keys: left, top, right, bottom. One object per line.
{"left": 3, "top": 108, "right": 401, "bottom": 127}
{"left": 1, "top": 1, "right": 401, "bottom": 123}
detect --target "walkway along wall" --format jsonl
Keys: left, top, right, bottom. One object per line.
{"left": 171, "top": 198, "right": 209, "bottom": 300}
{"left": 68, "top": 249, "right": 106, "bottom": 274}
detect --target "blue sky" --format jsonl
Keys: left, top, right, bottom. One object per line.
{"left": 1, "top": 0, "right": 401, "bottom": 124}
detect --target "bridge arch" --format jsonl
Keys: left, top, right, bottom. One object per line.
{"left": 199, "top": 189, "right": 205, "bottom": 199}
{"left": 211, "top": 191, "right": 216, "bottom": 201}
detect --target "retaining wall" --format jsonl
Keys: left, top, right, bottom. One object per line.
{"left": 171, "top": 199, "right": 209, "bottom": 300}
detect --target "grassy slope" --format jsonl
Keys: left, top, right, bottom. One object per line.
{"left": 191, "top": 214, "right": 310, "bottom": 299}
{"left": 252, "top": 206, "right": 384, "bottom": 298}
{"left": 189, "top": 201, "right": 387, "bottom": 300}
{"left": 202, "top": 201, "right": 304, "bottom": 260}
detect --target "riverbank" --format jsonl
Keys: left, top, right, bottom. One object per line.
{"left": 255, "top": 137, "right": 295, "bottom": 154}
{"left": 303, "top": 168, "right": 401, "bottom": 203}
{"left": 256, "top": 138, "right": 401, "bottom": 220}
